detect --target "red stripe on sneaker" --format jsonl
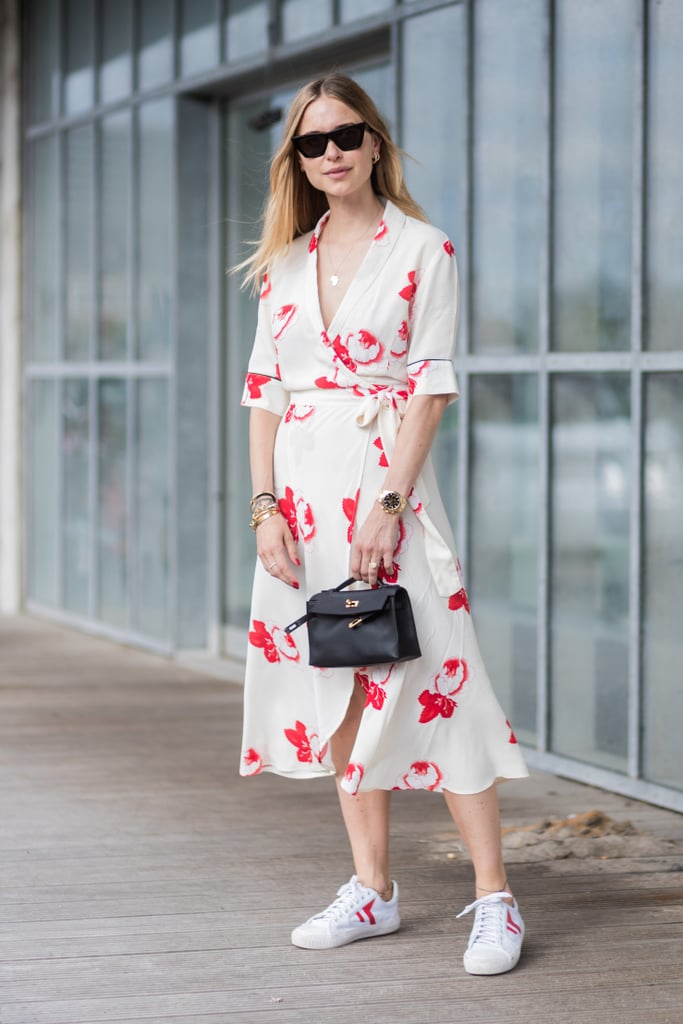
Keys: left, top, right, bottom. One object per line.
{"left": 506, "top": 910, "right": 522, "bottom": 935}
{"left": 355, "top": 898, "right": 377, "bottom": 925}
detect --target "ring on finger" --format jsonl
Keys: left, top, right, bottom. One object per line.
{"left": 368, "top": 560, "right": 378, "bottom": 569}
{"left": 267, "top": 560, "right": 277, "bottom": 570}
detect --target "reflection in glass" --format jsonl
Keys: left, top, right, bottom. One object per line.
{"left": 64, "top": 0, "right": 94, "bottom": 113}
{"left": 65, "top": 126, "right": 93, "bottom": 361}
{"left": 97, "top": 380, "right": 128, "bottom": 627}
{"left": 63, "top": 380, "right": 90, "bottom": 614}
{"left": 553, "top": 0, "right": 634, "bottom": 352}
{"left": 470, "top": 375, "right": 539, "bottom": 742}
{"left": 341, "top": 0, "right": 392, "bottom": 21}
{"left": 137, "top": 99, "right": 173, "bottom": 360}
{"left": 100, "top": 113, "right": 130, "bottom": 361}
{"left": 99, "top": 0, "right": 132, "bottom": 103}
{"left": 281, "top": 0, "right": 332, "bottom": 42}
{"left": 27, "top": 136, "right": 59, "bottom": 361}
{"left": 27, "top": 0, "right": 59, "bottom": 123}
{"left": 225, "top": 0, "right": 269, "bottom": 60}
{"left": 180, "top": 0, "right": 219, "bottom": 75}
{"left": 402, "top": 4, "right": 466, "bottom": 245}
{"left": 550, "top": 374, "right": 631, "bottom": 770}
{"left": 138, "top": 0, "right": 174, "bottom": 89}
{"left": 642, "top": 375, "right": 683, "bottom": 788}
{"left": 27, "top": 381, "right": 59, "bottom": 606}
{"left": 646, "top": 2, "right": 683, "bottom": 352}
{"left": 134, "top": 380, "right": 170, "bottom": 642}
{"left": 472, "top": 0, "right": 543, "bottom": 353}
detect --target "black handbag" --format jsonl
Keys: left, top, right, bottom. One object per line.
{"left": 284, "top": 577, "right": 421, "bottom": 668}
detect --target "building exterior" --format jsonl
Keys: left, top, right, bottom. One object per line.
{"left": 0, "top": 0, "right": 681, "bottom": 810}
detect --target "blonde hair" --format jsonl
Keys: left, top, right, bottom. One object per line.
{"left": 238, "top": 73, "right": 427, "bottom": 292}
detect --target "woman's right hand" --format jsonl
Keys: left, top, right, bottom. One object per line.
{"left": 255, "top": 513, "right": 300, "bottom": 588}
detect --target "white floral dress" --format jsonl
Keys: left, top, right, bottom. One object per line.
{"left": 239, "top": 200, "right": 528, "bottom": 796}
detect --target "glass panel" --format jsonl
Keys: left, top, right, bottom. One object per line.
{"left": 341, "top": 0, "right": 392, "bottom": 21}
{"left": 65, "top": 126, "right": 93, "bottom": 361}
{"left": 138, "top": 0, "right": 174, "bottom": 89}
{"left": 472, "top": 0, "right": 544, "bottom": 354}
{"left": 402, "top": 5, "right": 466, "bottom": 244}
{"left": 137, "top": 99, "right": 174, "bottom": 360}
{"left": 553, "top": 0, "right": 635, "bottom": 352}
{"left": 99, "top": 0, "right": 132, "bottom": 103}
{"left": 64, "top": 0, "right": 94, "bottom": 113}
{"left": 550, "top": 374, "right": 631, "bottom": 771}
{"left": 27, "top": 380, "right": 59, "bottom": 606}
{"left": 180, "top": 0, "right": 219, "bottom": 76}
{"left": 470, "top": 375, "right": 539, "bottom": 743}
{"left": 224, "top": 98, "right": 273, "bottom": 631}
{"left": 225, "top": 0, "right": 269, "bottom": 61}
{"left": 354, "top": 63, "right": 394, "bottom": 130}
{"left": 646, "top": 1, "right": 683, "bottom": 352}
{"left": 63, "top": 379, "right": 90, "bottom": 614}
{"left": 432, "top": 403, "right": 459, "bottom": 541}
{"left": 134, "top": 380, "right": 170, "bottom": 642}
{"left": 642, "top": 374, "right": 683, "bottom": 788}
{"left": 97, "top": 379, "right": 128, "bottom": 627}
{"left": 281, "top": 0, "right": 333, "bottom": 42}
{"left": 27, "top": 136, "right": 59, "bottom": 362}
{"left": 100, "top": 112, "right": 130, "bottom": 361}
{"left": 27, "top": 0, "right": 59, "bottom": 124}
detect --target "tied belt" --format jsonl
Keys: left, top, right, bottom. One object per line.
{"left": 291, "top": 387, "right": 461, "bottom": 598}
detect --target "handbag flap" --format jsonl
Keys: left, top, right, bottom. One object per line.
{"left": 308, "top": 586, "right": 395, "bottom": 617}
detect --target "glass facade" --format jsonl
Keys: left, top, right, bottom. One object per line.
{"left": 21, "top": 0, "right": 683, "bottom": 809}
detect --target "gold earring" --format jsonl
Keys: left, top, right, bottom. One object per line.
{"left": 373, "top": 152, "right": 380, "bottom": 164}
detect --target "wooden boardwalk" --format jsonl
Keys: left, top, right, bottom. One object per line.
{"left": 1, "top": 613, "right": 682, "bottom": 1024}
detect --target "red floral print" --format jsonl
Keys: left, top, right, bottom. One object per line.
{"left": 443, "top": 239, "right": 455, "bottom": 257}
{"left": 373, "top": 436, "right": 389, "bottom": 468}
{"left": 284, "top": 403, "right": 315, "bottom": 423}
{"left": 314, "top": 375, "right": 344, "bottom": 390}
{"left": 408, "top": 359, "right": 430, "bottom": 395}
{"left": 395, "top": 761, "right": 444, "bottom": 791}
{"left": 308, "top": 233, "right": 318, "bottom": 253}
{"left": 245, "top": 372, "right": 273, "bottom": 399}
{"left": 355, "top": 665, "right": 394, "bottom": 711}
{"left": 373, "top": 220, "right": 388, "bottom": 241}
{"left": 345, "top": 329, "right": 384, "bottom": 365}
{"left": 322, "top": 330, "right": 357, "bottom": 374}
{"left": 448, "top": 588, "right": 470, "bottom": 614}
{"left": 399, "top": 270, "right": 419, "bottom": 314}
{"left": 377, "top": 519, "right": 409, "bottom": 583}
{"left": 284, "top": 720, "right": 328, "bottom": 764}
{"left": 248, "top": 620, "right": 300, "bottom": 664}
{"left": 260, "top": 273, "right": 271, "bottom": 300}
{"left": 240, "top": 748, "right": 264, "bottom": 776}
{"left": 340, "top": 762, "right": 365, "bottom": 796}
{"left": 272, "top": 304, "right": 297, "bottom": 340}
{"left": 418, "top": 657, "right": 469, "bottom": 723}
{"left": 342, "top": 489, "right": 360, "bottom": 544}
{"left": 279, "top": 486, "right": 316, "bottom": 544}
{"left": 506, "top": 719, "right": 518, "bottom": 744}
{"left": 390, "top": 320, "right": 409, "bottom": 359}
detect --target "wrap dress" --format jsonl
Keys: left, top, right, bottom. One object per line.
{"left": 240, "top": 199, "right": 528, "bottom": 796}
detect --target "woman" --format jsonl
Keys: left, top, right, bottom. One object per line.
{"left": 239, "top": 74, "right": 528, "bottom": 975}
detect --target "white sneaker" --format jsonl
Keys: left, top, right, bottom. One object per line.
{"left": 291, "top": 875, "right": 400, "bottom": 950}
{"left": 456, "top": 891, "right": 525, "bottom": 975}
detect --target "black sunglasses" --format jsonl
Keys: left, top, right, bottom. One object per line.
{"left": 291, "top": 122, "right": 369, "bottom": 159}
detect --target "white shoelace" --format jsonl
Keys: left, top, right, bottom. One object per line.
{"left": 309, "top": 879, "right": 365, "bottom": 923}
{"left": 456, "top": 891, "right": 514, "bottom": 946}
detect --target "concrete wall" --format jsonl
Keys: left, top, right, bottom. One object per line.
{"left": 0, "top": 0, "right": 22, "bottom": 612}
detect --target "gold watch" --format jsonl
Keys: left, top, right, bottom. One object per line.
{"left": 377, "top": 489, "right": 407, "bottom": 514}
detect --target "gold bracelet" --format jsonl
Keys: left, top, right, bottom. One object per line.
{"left": 250, "top": 491, "right": 277, "bottom": 513}
{"left": 249, "top": 506, "right": 280, "bottom": 531}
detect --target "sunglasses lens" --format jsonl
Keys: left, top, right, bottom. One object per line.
{"left": 333, "top": 123, "right": 366, "bottom": 151}
{"left": 293, "top": 123, "right": 366, "bottom": 158}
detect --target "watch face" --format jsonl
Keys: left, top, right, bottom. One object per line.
{"left": 382, "top": 491, "right": 403, "bottom": 512}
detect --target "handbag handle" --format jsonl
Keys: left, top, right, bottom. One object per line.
{"left": 284, "top": 577, "right": 386, "bottom": 635}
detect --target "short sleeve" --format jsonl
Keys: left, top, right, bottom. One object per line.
{"left": 406, "top": 240, "right": 460, "bottom": 405}
{"left": 240, "top": 277, "right": 290, "bottom": 417}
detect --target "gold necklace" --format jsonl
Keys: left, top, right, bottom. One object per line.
{"left": 323, "top": 209, "right": 383, "bottom": 287}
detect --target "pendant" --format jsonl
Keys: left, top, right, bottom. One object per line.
{"left": 330, "top": 274, "right": 340, "bottom": 287}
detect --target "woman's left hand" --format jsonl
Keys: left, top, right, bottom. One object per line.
{"left": 350, "top": 504, "right": 399, "bottom": 584}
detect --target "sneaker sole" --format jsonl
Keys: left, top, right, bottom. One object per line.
{"left": 291, "top": 919, "right": 400, "bottom": 950}
{"left": 463, "top": 947, "right": 522, "bottom": 976}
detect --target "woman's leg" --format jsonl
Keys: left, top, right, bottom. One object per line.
{"left": 443, "top": 784, "right": 514, "bottom": 905}
{"left": 330, "top": 680, "right": 393, "bottom": 898}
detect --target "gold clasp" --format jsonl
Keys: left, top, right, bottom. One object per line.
{"left": 348, "top": 617, "right": 363, "bottom": 629}
{"left": 345, "top": 598, "right": 360, "bottom": 608}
